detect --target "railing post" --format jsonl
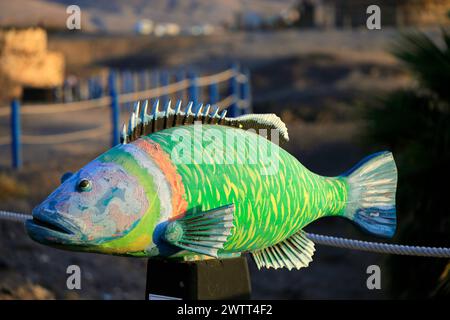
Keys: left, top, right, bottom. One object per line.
{"left": 11, "top": 99, "right": 22, "bottom": 169}
{"left": 88, "top": 77, "right": 94, "bottom": 99}
{"left": 96, "top": 76, "right": 103, "bottom": 98}
{"left": 176, "top": 69, "right": 186, "bottom": 101}
{"left": 108, "top": 70, "right": 120, "bottom": 146}
{"left": 208, "top": 82, "right": 219, "bottom": 105}
{"left": 129, "top": 71, "right": 135, "bottom": 93}
{"left": 160, "top": 71, "right": 169, "bottom": 106}
{"left": 80, "top": 79, "right": 88, "bottom": 100}
{"left": 139, "top": 70, "right": 148, "bottom": 91}
{"left": 240, "top": 67, "right": 252, "bottom": 114}
{"left": 119, "top": 71, "right": 125, "bottom": 94}
{"left": 151, "top": 70, "right": 160, "bottom": 101}
{"left": 228, "top": 63, "right": 239, "bottom": 117}
{"left": 64, "top": 80, "right": 73, "bottom": 102}
{"left": 187, "top": 71, "right": 198, "bottom": 106}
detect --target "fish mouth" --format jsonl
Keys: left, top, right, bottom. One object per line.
{"left": 26, "top": 209, "right": 81, "bottom": 245}
{"left": 29, "top": 216, "right": 73, "bottom": 234}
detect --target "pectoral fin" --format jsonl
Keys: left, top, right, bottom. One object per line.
{"left": 162, "top": 204, "right": 235, "bottom": 258}
{"left": 251, "top": 230, "right": 315, "bottom": 270}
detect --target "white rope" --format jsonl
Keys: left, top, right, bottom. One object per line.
{"left": 236, "top": 73, "right": 248, "bottom": 83}
{"left": 118, "top": 69, "right": 241, "bottom": 104}
{"left": 21, "top": 97, "right": 111, "bottom": 115}
{"left": 0, "top": 210, "right": 30, "bottom": 222}
{"left": 0, "top": 209, "right": 448, "bottom": 258}
{"left": 20, "top": 125, "right": 110, "bottom": 145}
{"left": 0, "top": 124, "right": 110, "bottom": 146}
{"left": 215, "top": 95, "right": 236, "bottom": 110}
{"left": 196, "top": 69, "right": 236, "bottom": 86}
{"left": 118, "top": 80, "right": 190, "bottom": 104}
{"left": 0, "top": 69, "right": 248, "bottom": 117}
{"left": 306, "top": 233, "right": 450, "bottom": 258}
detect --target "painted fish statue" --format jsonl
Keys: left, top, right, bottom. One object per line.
{"left": 26, "top": 100, "right": 398, "bottom": 270}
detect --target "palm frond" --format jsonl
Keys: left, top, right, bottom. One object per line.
{"left": 391, "top": 30, "right": 450, "bottom": 101}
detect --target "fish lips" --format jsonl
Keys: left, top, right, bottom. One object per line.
{"left": 26, "top": 208, "right": 83, "bottom": 246}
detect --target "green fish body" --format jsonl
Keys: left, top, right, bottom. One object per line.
{"left": 26, "top": 100, "right": 398, "bottom": 270}
{"left": 150, "top": 125, "right": 347, "bottom": 252}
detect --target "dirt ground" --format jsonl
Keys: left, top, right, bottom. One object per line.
{"left": 0, "top": 29, "right": 416, "bottom": 299}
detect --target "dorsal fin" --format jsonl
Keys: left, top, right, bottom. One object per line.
{"left": 121, "top": 99, "right": 289, "bottom": 144}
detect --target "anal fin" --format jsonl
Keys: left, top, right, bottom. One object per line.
{"left": 252, "top": 231, "right": 315, "bottom": 270}
{"left": 163, "top": 204, "right": 235, "bottom": 258}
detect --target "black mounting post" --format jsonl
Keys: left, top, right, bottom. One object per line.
{"left": 145, "top": 256, "right": 252, "bottom": 300}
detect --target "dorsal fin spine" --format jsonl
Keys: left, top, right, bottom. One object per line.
{"left": 133, "top": 101, "right": 140, "bottom": 123}
{"left": 186, "top": 101, "right": 193, "bottom": 114}
{"left": 121, "top": 124, "right": 127, "bottom": 144}
{"left": 139, "top": 100, "right": 148, "bottom": 135}
{"left": 122, "top": 99, "right": 289, "bottom": 144}
{"left": 164, "top": 100, "right": 172, "bottom": 116}
{"left": 195, "top": 103, "right": 203, "bottom": 119}
{"left": 173, "top": 100, "right": 182, "bottom": 127}
{"left": 163, "top": 100, "right": 172, "bottom": 128}
{"left": 212, "top": 105, "right": 219, "bottom": 117}
{"left": 151, "top": 100, "right": 159, "bottom": 132}
{"left": 140, "top": 100, "right": 148, "bottom": 122}
{"left": 128, "top": 112, "right": 135, "bottom": 137}
{"left": 202, "top": 104, "right": 211, "bottom": 124}
{"left": 219, "top": 110, "right": 227, "bottom": 124}
{"left": 183, "top": 101, "right": 193, "bottom": 125}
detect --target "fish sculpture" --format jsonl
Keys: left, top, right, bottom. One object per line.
{"left": 26, "top": 100, "right": 398, "bottom": 270}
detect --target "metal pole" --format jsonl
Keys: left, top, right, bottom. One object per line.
{"left": 188, "top": 71, "right": 199, "bottom": 106}
{"left": 140, "top": 70, "right": 148, "bottom": 91}
{"left": 240, "top": 67, "right": 251, "bottom": 114}
{"left": 209, "top": 82, "right": 219, "bottom": 105}
{"left": 11, "top": 99, "right": 22, "bottom": 169}
{"left": 152, "top": 70, "right": 160, "bottom": 101}
{"left": 175, "top": 70, "right": 185, "bottom": 102}
{"left": 108, "top": 71, "right": 120, "bottom": 146}
{"left": 160, "top": 71, "right": 169, "bottom": 106}
{"left": 228, "top": 63, "right": 239, "bottom": 117}
{"left": 245, "top": 68, "right": 252, "bottom": 113}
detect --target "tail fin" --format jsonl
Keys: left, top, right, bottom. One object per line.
{"left": 343, "top": 151, "right": 398, "bottom": 238}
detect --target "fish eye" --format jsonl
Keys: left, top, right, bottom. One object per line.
{"left": 77, "top": 179, "right": 92, "bottom": 192}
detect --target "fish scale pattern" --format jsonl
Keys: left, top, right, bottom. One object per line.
{"left": 149, "top": 125, "right": 348, "bottom": 253}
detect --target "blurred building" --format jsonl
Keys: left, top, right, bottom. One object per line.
{"left": 154, "top": 23, "right": 181, "bottom": 37}
{"left": 134, "top": 19, "right": 154, "bottom": 35}
{"left": 0, "top": 28, "right": 64, "bottom": 102}
{"left": 296, "top": 0, "right": 450, "bottom": 28}
{"left": 235, "top": 11, "right": 265, "bottom": 30}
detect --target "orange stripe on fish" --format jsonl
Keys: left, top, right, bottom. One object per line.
{"left": 133, "top": 137, "right": 188, "bottom": 219}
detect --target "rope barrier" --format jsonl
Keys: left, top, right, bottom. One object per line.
{"left": 215, "top": 95, "right": 236, "bottom": 110}
{"left": 0, "top": 210, "right": 448, "bottom": 258}
{"left": 306, "top": 233, "right": 450, "bottom": 258}
{"left": 214, "top": 96, "right": 250, "bottom": 110}
{"left": 196, "top": 69, "right": 236, "bottom": 86}
{"left": 118, "top": 79, "right": 190, "bottom": 104}
{"left": 20, "top": 125, "right": 110, "bottom": 145}
{"left": 0, "top": 68, "right": 244, "bottom": 117}
{"left": 236, "top": 73, "right": 248, "bottom": 84}
{"left": 0, "top": 68, "right": 250, "bottom": 149}
{"left": 118, "top": 69, "right": 239, "bottom": 104}
{"left": 21, "top": 97, "right": 111, "bottom": 115}
{"left": 0, "top": 210, "right": 29, "bottom": 223}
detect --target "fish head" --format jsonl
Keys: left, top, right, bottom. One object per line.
{"left": 26, "top": 157, "right": 155, "bottom": 254}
